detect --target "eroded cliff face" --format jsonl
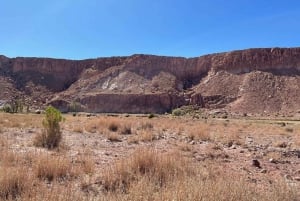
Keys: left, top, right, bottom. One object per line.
{"left": 0, "top": 47, "right": 299, "bottom": 114}
{"left": 9, "top": 56, "right": 128, "bottom": 91}
{"left": 208, "top": 48, "right": 300, "bottom": 74}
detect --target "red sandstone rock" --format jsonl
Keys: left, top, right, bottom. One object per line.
{"left": 0, "top": 48, "right": 299, "bottom": 114}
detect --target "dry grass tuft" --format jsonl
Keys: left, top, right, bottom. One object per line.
{"left": 72, "top": 125, "right": 84, "bottom": 133}
{"left": 217, "top": 132, "right": 243, "bottom": 147}
{"left": 107, "top": 132, "right": 122, "bottom": 142}
{"left": 108, "top": 122, "right": 119, "bottom": 132}
{"left": 285, "top": 127, "right": 294, "bottom": 133}
{"left": 120, "top": 124, "right": 132, "bottom": 135}
{"left": 138, "top": 122, "right": 153, "bottom": 130}
{"left": 76, "top": 151, "right": 95, "bottom": 175}
{"left": 84, "top": 120, "right": 98, "bottom": 133}
{"left": 101, "top": 148, "right": 191, "bottom": 192}
{"left": 138, "top": 130, "right": 156, "bottom": 142}
{"left": 177, "top": 142, "right": 193, "bottom": 152}
{"left": 127, "top": 135, "right": 139, "bottom": 144}
{"left": 0, "top": 167, "right": 29, "bottom": 200}
{"left": 187, "top": 125, "right": 211, "bottom": 141}
{"left": 34, "top": 154, "right": 75, "bottom": 182}
{"left": 275, "top": 141, "right": 288, "bottom": 148}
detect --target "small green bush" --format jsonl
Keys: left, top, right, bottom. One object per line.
{"left": 11, "top": 99, "right": 23, "bottom": 113}
{"left": 34, "top": 106, "right": 63, "bottom": 149}
{"left": 148, "top": 113, "right": 155, "bottom": 119}
{"left": 1, "top": 104, "right": 12, "bottom": 113}
{"left": 172, "top": 108, "right": 185, "bottom": 116}
{"left": 1, "top": 99, "right": 24, "bottom": 113}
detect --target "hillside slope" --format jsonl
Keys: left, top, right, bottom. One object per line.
{"left": 0, "top": 48, "right": 300, "bottom": 115}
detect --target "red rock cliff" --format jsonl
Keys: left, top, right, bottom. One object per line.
{"left": 0, "top": 47, "right": 299, "bottom": 114}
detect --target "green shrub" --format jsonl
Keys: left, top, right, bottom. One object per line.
{"left": 172, "top": 108, "right": 185, "bottom": 116}
{"left": 1, "top": 104, "right": 12, "bottom": 113}
{"left": 148, "top": 113, "right": 155, "bottom": 119}
{"left": 34, "top": 106, "right": 63, "bottom": 149}
{"left": 1, "top": 99, "right": 24, "bottom": 113}
{"left": 11, "top": 99, "right": 23, "bottom": 113}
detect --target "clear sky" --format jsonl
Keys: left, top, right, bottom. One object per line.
{"left": 1, "top": 0, "right": 300, "bottom": 59}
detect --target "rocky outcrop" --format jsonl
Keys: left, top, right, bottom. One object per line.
{"left": 208, "top": 48, "right": 300, "bottom": 74}
{"left": 79, "top": 93, "right": 185, "bottom": 114}
{"left": 0, "top": 47, "right": 300, "bottom": 114}
{"left": 1, "top": 56, "right": 127, "bottom": 91}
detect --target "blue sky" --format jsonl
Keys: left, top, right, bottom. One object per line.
{"left": 1, "top": 0, "right": 300, "bottom": 59}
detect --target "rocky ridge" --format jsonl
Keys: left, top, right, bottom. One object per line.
{"left": 0, "top": 47, "right": 300, "bottom": 115}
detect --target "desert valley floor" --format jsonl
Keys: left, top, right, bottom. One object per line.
{"left": 0, "top": 112, "right": 299, "bottom": 200}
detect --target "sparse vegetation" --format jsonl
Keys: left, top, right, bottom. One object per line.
{"left": 108, "top": 122, "right": 119, "bottom": 132}
{"left": 101, "top": 148, "right": 191, "bottom": 192}
{"left": 148, "top": 113, "right": 155, "bottom": 119}
{"left": 120, "top": 124, "right": 132, "bottom": 135}
{"left": 107, "top": 132, "right": 122, "bottom": 142}
{"left": 0, "top": 167, "right": 29, "bottom": 200}
{"left": 1, "top": 99, "right": 25, "bottom": 113}
{"left": 1, "top": 104, "right": 12, "bottom": 113}
{"left": 0, "top": 113, "right": 299, "bottom": 200}
{"left": 172, "top": 108, "right": 185, "bottom": 116}
{"left": 34, "top": 106, "right": 63, "bottom": 149}
{"left": 285, "top": 127, "right": 294, "bottom": 132}
{"left": 187, "top": 125, "right": 211, "bottom": 141}
{"left": 138, "top": 130, "right": 156, "bottom": 142}
{"left": 35, "top": 154, "right": 74, "bottom": 181}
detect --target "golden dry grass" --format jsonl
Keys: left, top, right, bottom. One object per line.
{"left": 0, "top": 113, "right": 42, "bottom": 128}
{"left": 0, "top": 167, "right": 29, "bottom": 200}
{"left": 34, "top": 154, "right": 76, "bottom": 181}
{"left": 186, "top": 124, "right": 211, "bottom": 141}
{"left": 77, "top": 152, "right": 95, "bottom": 175}
{"left": 0, "top": 113, "right": 299, "bottom": 200}
{"left": 101, "top": 148, "right": 192, "bottom": 192}
{"left": 100, "top": 148, "right": 297, "bottom": 201}
{"left": 106, "top": 132, "right": 122, "bottom": 142}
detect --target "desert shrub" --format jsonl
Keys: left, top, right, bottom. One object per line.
{"left": 1, "top": 104, "right": 12, "bottom": 113}
{"left": 9, "top": 99, "right": 24, "bottom": 113}
{"left": 148, "top": 113, "right": 155, "bottom": 119}
{"left": 1, "top": 99, "right": 26, "bottom": 113}
{"left": 34, "top": 106, "right": 63, "bottom": 149}
{"left": 120, "top": 125, "right": 132, "bottom": 135}
{"left": 172, "top": 108, "right": 185, "bottom": 116}
{"left": 285, "top": 127, "right": 293, "bottom": 133}
{"left": 108, "top": 122, "right": 119, "bottom": 132}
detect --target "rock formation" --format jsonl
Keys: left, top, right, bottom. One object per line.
{"left": 0, "top": 47, "right": 299, "bottom": 114}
